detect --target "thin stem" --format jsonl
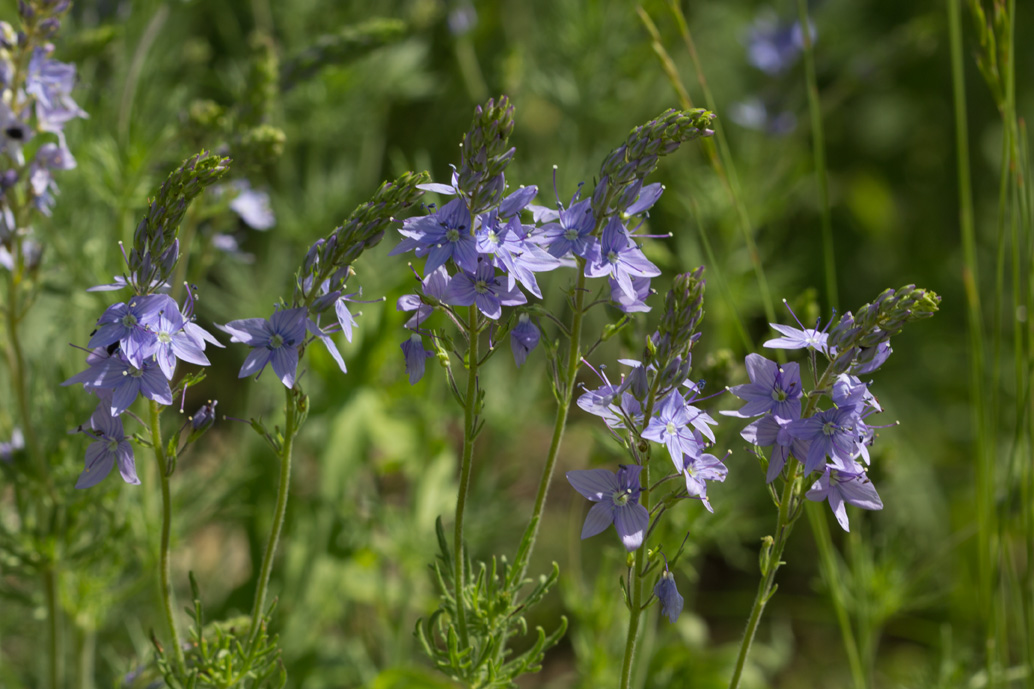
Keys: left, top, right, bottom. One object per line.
{"left": 149, "top": 400, "right": 186, "bottom": 676}
{"left": 947, "top": 1, "right": 996, "bottom": 684}
{"left": 619, "top": 459, "right": 651, "bottom": 689}
{"left": 663, "top": 1, "right": 779, "bottom": 327}
{"left": 796, "top": 0, "right": 838, "bottom": 309}
{"left": 453, "top": 304, "right": 481, "bottom": 648}
{"left": 43, "top": 567, "right": 62, "bottom": 689}
{"left": 619, "top": 380, "right": 663, "bottom": 689}
{"left": 511, "top": 270, "right": 587, "bottom": 580}
{"left": 728, "top": 457, "right": 800, "bottom": 689}
{"left": 248, "top": 385, "right": 298, "bottom": 646}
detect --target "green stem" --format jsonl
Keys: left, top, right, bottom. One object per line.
{"left": 248, "top": 385, "right": 298, "bottom": 646}
{"left": 43, "top": 567, "right": 62, "bottom": 689}
{"left": 796, "top": 0, "right": 838, "bottom": 310}
{"left": 619, "top": 459, "right": 651, "bottom": 689}
{"left": 806, "top": 501, "right": 867, "bottom": 689}
{"left": 619, "top": 380, "right": 664, "bottom": 689}
{"left": 947, "top": 1, "right": 996, "bottom": 684}
{"left": 512, "top": 271, "right": 587, "bottom": 580}
{"left": 149, "top": 400, "right": 186, "bottom": 676}
{"left": 729, "top": 456, "right": 801, "bottom": 689}
{"left": 453, "top": 305, "right": 481, "bottom": 648}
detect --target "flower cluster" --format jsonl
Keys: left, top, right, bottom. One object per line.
{"left": 225, "top": 172, "right": 428, "bottom": 387}
{"left": 392, "top": 102, "right": 715, "bottom": 382}
{"left": 0, "top": 1, "right": 86, "bottom": 271}
{"left": 62, "top": 153, "right": 230, "bottom": 488}
{"left": 566, "top": 270, "right": 725, "bottom": 623}
{"left": 727, "top": 286, "right": 940, "bottom": 531}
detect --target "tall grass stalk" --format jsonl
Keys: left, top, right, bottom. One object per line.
{"left": 641, "top": 3, "right": 778, "bottom": 327}
{"left": 796, "top": 0, "right": 838, "bottom": 310}
{"left": 946, "top": 0, "right": 997, "bottom": 684}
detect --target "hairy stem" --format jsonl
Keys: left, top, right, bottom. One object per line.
{"left": 249, "top": 385, "right": 298, "bottom": 646}
{"left": 453, "top": 304, "right": 481, "bottom": 647}
{"left": 149, "top": 400, "right": 186, "bottom": 676}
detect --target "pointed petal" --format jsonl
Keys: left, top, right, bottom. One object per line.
{"left": 580, "top": 502, "right": 615, "bottom": 540}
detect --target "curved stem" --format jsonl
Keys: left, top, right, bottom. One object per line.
{"left": 512, "top": 270, "right": 587, "bottom": 580}
{"left": 149, "top": 400, "right": 186, "bottom": 676}
{"left": 248, "top": 385, "right": 298, "bottom": 646}
{"left": 453, "top": 305, "right": 480, "bottom": 647}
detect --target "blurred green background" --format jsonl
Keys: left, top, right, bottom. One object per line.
{"left": 0, "top": 0, "right": 1029, "bottom": 687}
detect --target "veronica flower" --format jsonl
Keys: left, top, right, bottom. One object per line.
{"left": 443, "top": 258, "right": 527, "bottom": 320}
{"left": 806, "top": 465, "right": 883, "bottom": 532}
{"left": 75, "top": 404, "right": 138, "bottom": 489}
{"left": 510, "top": 314, "right": 539, "bottom": 367}
{"left": 764, "top": 322, "right": 831, "bottom": 356}
{"left": 682, "top": 451, "right": 728, "bottom": 513}
{"left": 25, "top": 47, "right": 88, "bottom": 132}
{"left": 389, "top": 198, "right": 478, "bottom": 275}
{"left": 610, "top": 274, "right": 653, "bottom": 313}
{"left": 400, "top": 334, "right": 434, "bottom": 384}
{"left": 654, "top": 567, "right": 683, "bottom": 623}
{"left": 228, "top": 181, "right": 275, "bottom": 230}
{"left": 789, "top": 406, "right": 864, "bottom": 474}
{"left": 151, "top": 305, "right": 211, "bottom": 380}
{"left": 584, "top": 216, "right": 661, "bottom": 300}
{"left": 642, "top": 390, "right": 703, "bottom": 471}
{"left": 538, "top": 196, "right": 597, "bottom": 260}
{"left": 723, "top": 353, "right": 802, "bottom": 420}
{"left": 62, "top": 350, "right": 173, "bottom": 416}
{"left": 222, "top": 307, "right": 308, "bottom": 387}
{"left": 740, "top": 413, "right": 800, "bottom": 483}
{"left": 87, "top": 294, "right": 169, "bottom": 367}
{"left": 566, "top": 464, "right": 649, "bottom": 551}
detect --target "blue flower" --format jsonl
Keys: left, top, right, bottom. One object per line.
{"left": 584, "top": 217, "right": 661, "bottom": 300}
{"left": 443, "top": 258, "right": 527, "bottom": 320}
{"left": 62, "top": 349, "right": 173, "bottom": 416}
{"left": 228, "top": 181, "right": 275, "bottom": 230}
{"left": 25, "top": 47, "right": 87, "bottom": 132}
{"left": 389, "top": 198, "right": 478, "bottom": 276}
{"left": 400, "top": 334, "right": 434, "bottom": 384}
{"left": 654, "top": 567, "right": 683, "bottom": 623}
{"left": 723, "top": 353, "right": 802, "bottom": 420}
{"left": 75, "top": 404, "right": 138, "bottom": 489}
{"left": 788, "top": 406, "right": 863, "bottom": 474}
{"left": 641, "top": 390, "right": 704, "bottom": 471}
{"left": 222, "top": 307, "right": 308, "bottom": 387}
{"left": 682, "top": 449, "right": 728, "bottom": 513}
{"left": 806, "top": 465, "right": 883, "bottom": 532}
{"left": 566, "top": 464, "right": 649, "bottom": 551}
{"left": 510, "top": 314, "right": 539, "bottom": 368}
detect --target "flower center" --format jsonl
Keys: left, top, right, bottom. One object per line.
{"left": 474, "top": 279, "right": 489, "bottom": 295}
{"left": 270, "top": 333, "right": 285, "bottom": 350}
{"left": 563, "top": 227, "right": 578, "bottom": 241}
{"left": 446, "top": 228, "right": 460, "bottom": 243}
{"left": 612, "top": 489, "right": 631, "bottom": 507}
{"left": 158, "top": 331, "right": 172, "bottom": 345}
{"left": 120, "top": 313, "right": 138, "bottom": 328}
{"left": 665, "top": 421, "right": 677, "bottom": 436}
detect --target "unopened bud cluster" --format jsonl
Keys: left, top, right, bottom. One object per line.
{"left": 457, "top": 96, "right": 515, "bottom": 211}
